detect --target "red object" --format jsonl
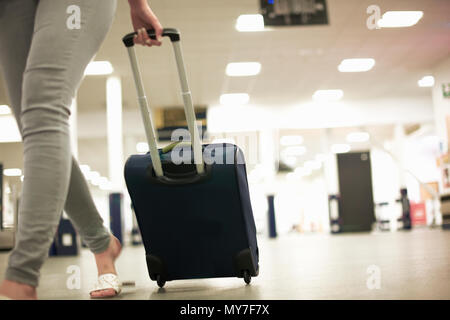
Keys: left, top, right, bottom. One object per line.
{"left": 410, "top": 202, "right": 427, "bottom": 226}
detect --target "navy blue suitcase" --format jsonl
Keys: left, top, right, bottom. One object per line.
{"left": 122, "top": 28, "right": 259, "bottom": 288}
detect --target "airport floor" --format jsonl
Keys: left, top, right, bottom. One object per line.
{"left": 0, "top": 228, "right": 449, "bottom": 300}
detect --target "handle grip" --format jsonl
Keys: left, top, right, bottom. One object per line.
{"left": 122, "top": 28, "right": 180, "bottom": 47}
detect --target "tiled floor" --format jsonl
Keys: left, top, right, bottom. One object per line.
{"left": 0, "top": 228, "right": 449, "bottom": 300}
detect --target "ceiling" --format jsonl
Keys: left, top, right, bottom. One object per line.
{"left": 0, "top": 0, "right": 449, "bottom": 179}
{"left": 73, "top": 0, "right": 450, "bottom": 113}
{"left": 1, "top": 0, "right": 449, "bottom": 112}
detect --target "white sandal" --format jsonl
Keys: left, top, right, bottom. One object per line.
{"left": 90, "top": 273, "right": 122, "bottom": 298}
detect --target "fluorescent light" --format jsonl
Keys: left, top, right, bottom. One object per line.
{"left": 236, "top": 14, "right": 265, "bottom": 32}
{"left": 84, "top": 61, "right": 113, "bottom": 76}
{"left": 136, "top": 142, "right": 149, "bottom": 153}
{"left": 79, "top": 165, "right": 90, "bottom": 174}
{"left": 377, "top": 11, "right": 423, "bottom": 28}
{"left": 86, "top": 171, "right": 100, "bottom": 182}
{"left": 4, "top": 168, "right": 22, "bottom": 177}
{"left": 97, "top": 177, "right": 112, "bottom": 190}
{"left": 0, "top": 116, "right": 21, "bottom": 142}
{"left": 220, "top": 93, "right": 249, "bottom": 106}
{"left": 338, "top": 59, "right": 375, "bottom": 72}
{"left": 0, "top": 105, "right": 11, "bottom": 115}
{"left": 304, "top": 160, "right": 322, "bottom": 170}
{"left": 280, "top": 135, "right": 303, "bottom": 146}
{"left": 282, "top": 146, "right": 307, "bottom": 156}
{"left": 346, "top": 132, "right": 370, "bottom": 143}
{"left": 20, "top": 175, "right": 24, "bottom": 182}
{"left": 418, "top": 75, "right": 435, "bottom": 88}
{"left": 313, "top": 90, "right": 343, "bottom": 102}
{"left": 294, "top": 167, "right": 312, "bottom": 176}
{"left": 331, "top": 144, "right": 351, "bottom": 154}
{"left": 283, "top": 156, "right": 297, "bottom": 167}
{"left": 226, "top": 62, "right": 261, "bottom": 77}
{"left": 98, "top": 177, "right": 109, "bottom": 185}
{"left": 90, "top": 176, "right": 101, "bottom": 186}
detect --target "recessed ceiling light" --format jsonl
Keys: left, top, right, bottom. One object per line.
{"left": 294, "top": 166, "right": 312, "bottom": 176}
{"left": 4, "top": 168, "right": 22, "bottom": 177}
{"left": 280, "top": 135, "right": 303, "bottom": 146}
{"left": 0, "top": 115, "right": 21, "bottom": 143}
{"left": 282, "top": 146, "right": 307, "bottom": 156}
{"left": 0, "top": 105, "right": 11, "bottom": 115}
{"left": 304, "top": 160, "right": 322, "bottom": 170}
{"left": 313, "top": 90, "right": 344, "bottom": 102}
{"left": 236, "top": 14, "right": 265, "bottom": 32}
{"left": 283, "top": 156, "right": 297, "bottom": 167}
{"left": 418, "top": 75, "right": 435, "bottom": 88}
{"left": 377, "top": 11, "right": 423, "bottom": 28}
{"left": 346, "top": 132, "right": 370, "bottom": 143}
{"left": 86, "top": 171, "right": 100, "bottom": 182}
{"left": 98, "top": 177, "right": 109, "bottom": 185}
{"left": 84, "top": 61, "right": 113, "bottom": 76}
{"left": 226, "top": 62, "right": 261, "bottom": 77}
{"left": 79, "top": 165, "right": 91, "bottom": 173}
{"left": 220, "top": 93, "right": 250, "bottom": 106}
{"left": 91, "top": 177, "right": 101, "bottom": 186}
{"left": 331, "top": 144, "right": 351, "bottom": 154}
{"left": 338, "top": 59, "right": 375, "bottom": 72}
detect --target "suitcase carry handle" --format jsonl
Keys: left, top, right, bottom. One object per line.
{"left": 122, "top": 28, "right": 180, "bottom": 47}
{"left": 122, "top": 28, "right": 204, "bottom": 177}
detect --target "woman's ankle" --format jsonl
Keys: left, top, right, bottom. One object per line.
{"left": 94, "top": 235, "right": 122, "bottom": 276}
{"left": 0, "top": 279, "right": 37, "bottom": 300}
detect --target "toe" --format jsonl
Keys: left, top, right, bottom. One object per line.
{"left": 90, "top": 288, "right": 117, "bottom": 298}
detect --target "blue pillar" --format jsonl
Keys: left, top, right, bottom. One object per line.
{"left": 109, "top": 192, "right": 124, "bottom": 245}
{"left": 400, "top": 188, "right": 412, "bottom": 230}
{"left": 267, "top": 195, "right": 277, "bottom": 238}
{"left": 49, "top": 217, "right": 78, "bottom": 256}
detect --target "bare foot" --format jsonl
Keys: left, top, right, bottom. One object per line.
{"left": 0, "top": 280, "right": 37, "bottom": 300}
{"left": 90, "top": 235, "right": 122, "bottom": 298}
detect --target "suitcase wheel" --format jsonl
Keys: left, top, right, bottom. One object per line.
{"left": 156, "top": 274, "right": 166, "bottom": 288}
{"left": 242, "top": 270, "right": 251, "bottom": 285}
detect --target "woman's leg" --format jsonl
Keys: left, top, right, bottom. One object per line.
{"left": 0, "top": 0, "right": 38, "bottom": 129}
{"left": 0, "top": 0, "right": 112, "bottom": 257}
{"left": 0, "top": 0, "right": 41, "bottom": 299}
{"left": 0, "top": 0, "right": 117, "bottom": 293}
{"left": 65, "top": 156, "right": 111, "bottom": 254}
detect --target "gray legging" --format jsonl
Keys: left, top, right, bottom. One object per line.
{"left": 0, "top": 0, "right": 117, "bottom": 287}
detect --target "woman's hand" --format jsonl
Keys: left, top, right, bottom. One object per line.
{"left": 128, "top": 0, "right": 163, "bottom": 47}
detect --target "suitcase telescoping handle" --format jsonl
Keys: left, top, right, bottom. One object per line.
{"left": 122, "top": 28, "right": 204, "bottom": 177}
